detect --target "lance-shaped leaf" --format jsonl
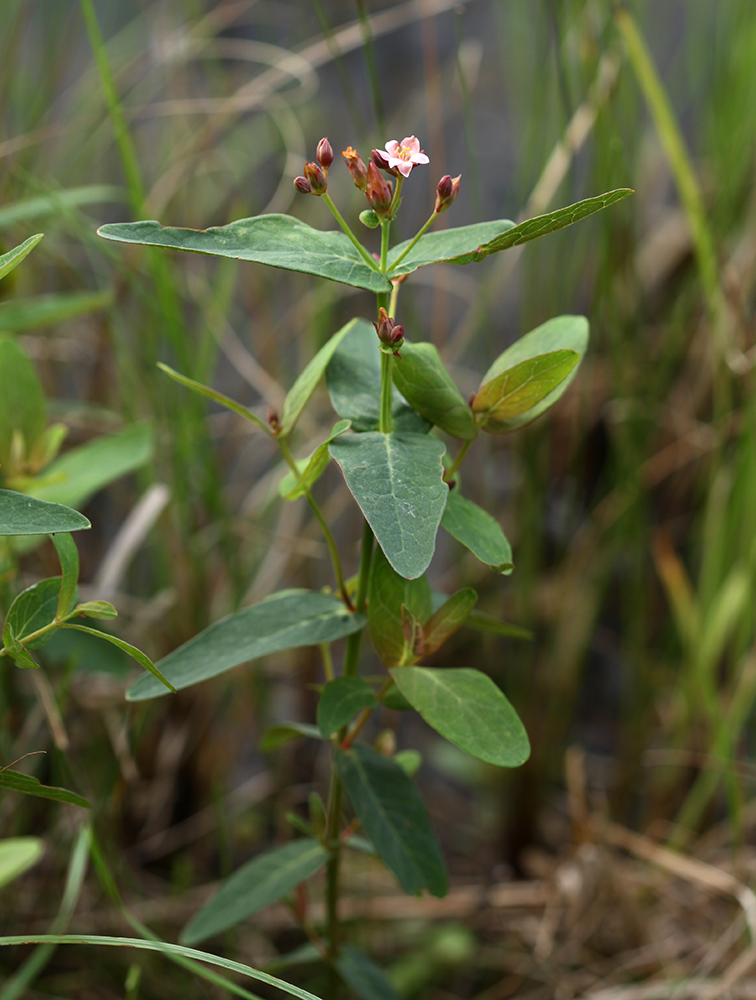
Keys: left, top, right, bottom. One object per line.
{"left": 473, "top": 350, "right": 579, "bottom": 433}
{"left": 181, "top": 839, "right": 329, "bottom": 945}
{"left": 326, "top": 321, "right": 430, "bottom": 433}
{"left": 330, "top": 432, "right": 448, "bottom": 580}
{"left": 337, "top": 946, "right": 403, "bottom": 1000}
{"left": 441, "top": 491, "right": 513, "bottom": 573}
{"left": 0, "top": 289, "right": 112, "bottom": 332}
{"left": 334, "top": 743, "right": 447, "bottom": 897}
{"left": 0, "top": 234, "right": 44, "bottom": 281}
{"left": 61, "top": 624, "right": 175, "bottom": 694}
{"left": 0, "top": 491, "right": 90, "bottom": 537}
{"left": 0, "top": 335, "right": 47, "bottom": 472}
{"left": 392, "top": 342, "right": 477, "bottom": 440}
{"left": 390, "top": 667, "right": 530, "bottom": 768}
{"left": 158, "top": 363, "right": 270, "bottom": 434}
{"left": 260, "top": 722, "right": 323, "bottom": 752}
{"left": 368, "top": 545, "right": 432, "bottom": 667}
{"left": 4, "top": 578, "right": 65, "bottom": 650}
{"left": 464, "top": 610, "right": 533, "bottom": 640}
{"left": 0, "top": 769, "right": 89, "bottom": 808}
{"left": 98, "top": 216, "right": 392, "bottom": 294}
{"left": 52, "top": 533, "right": 79, "bottom": 621}
{"left": 317, "top": 677, "right": 378, "bottom": 737}
{"left": 127, "top": 590, "right": 364, "bottom": 701}
{"left": 280, "top": 320, "right": 357, "bottom": 436}
{"left": 279, "top": 420, "right": 350, "bottom": 500}
{"left": 387, "top": 220, "right": 515, "bottom": 279}
{"left": 0, "top": 837, "right": 44, "bottom": 888}
{"left": 423, "top": 588, "right": 477, "bottom": 654}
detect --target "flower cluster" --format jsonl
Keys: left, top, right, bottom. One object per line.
{"left": 373, "top": 307, "right": 404, "bottom": 357}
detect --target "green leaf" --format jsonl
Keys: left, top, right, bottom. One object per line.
{"left": 260, "top": 722, "right": 322, "bottom": 752}
{"left": 441, "top": 491, "right": 513, "bottom": 573}
{"left": 330, "top": 432, "right": 448, "bottom": 580}
{"left": 473, "top": 350, "right": 579, "bottom": 433}
{"left": 181, "top": 839, "right": 329, "bottom": 945}
{"left": 0, "top": 290, "right": 112, "bottom": 332}
{"left": 387, "top": 220, "right": 515, "bottom": 278}
{"left": 52, "top": 533, "right": 79, "bottom": 620}
{"left": 423, "top": 588, "right": 477, "bottom": 654}
{"left": 69, "top": 600, "right": 118, "bottom": 620}
{"left": 98, "top": 216, "right": 392, "bottom": 294}
{"left": 157, "top": 363, "right": 270, "bottom": 434}
{"left": 479, "top": 315, "right": 589, "bottom": 432}
{"left": 325, "top": 320, "right": 431, "bottom": 433}
{"left": 0, "top": 335, "right": 47, "bottom": 472}
{"left": 0, "top": 185, "right": 124, "bottom": 227}
{"left": 392, "top": 342, "right": 477, "bottom": 440}
{"left": 334, "top": 743, "right": 447, "bottom": 897}
{"left": 444, "top": 190, "right": 634, "bottom": 264}
{"left": 4, "top": 578, "right": 64, "bottom": 650}
{"left": 394, "top": 749, "right": 422, "bottom": 777}
{"left": 390, "top": 667, "right": 530, "bottom": 767}
{"left": 3, "top": 628, "right": 38, "bottom": 669}
{"left": 368, "top": 545, "right": 432, "bottom": 667}
{"left": 317, "top": 677, "right": 378, "bottom": 737}
{"left": 463, "top": 610, "right": 533, "bottom": 641}
{"left": 25, "top": 422, "right": 154, "bottom": 508}
{"left": 0, "top": 769, "right": 89, "bottom": 808}
{"left": 337, "top": 946, "right": 403, "bottom": 1000}
{"left": 0, "top": 234, "right": 44, "bottom": 281}
{"left": 0, "top": 491, "right": 90, "bottom": 536}
{"left": 379, "top": 684, "right": 413, "bottom": 711}
{"left": 27, "top": 423, "right": 68, "bottom": 473}
{"left": 60, "top": 624, "right": 175, "bottom": 694}
{"left": 280, "top": 320, "right": 357, "bottom": 436}
{"left": 0, "top": 837, "right": 44, "bottom": 888}
{"left": 126, "top": 590, "right": 364, "bottom": 701}
{"left": 278, "top": 420, "right": 350, "bottom": 501}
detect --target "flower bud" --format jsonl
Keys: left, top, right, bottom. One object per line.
{"left": 373, "top": 307, "right": 404, "bottom": 357}
{"left": 365, "top": 161, "right": 393, "bottom": 216}
{"left": 293, "top": 175, "right": 312, "bottom": 195}
{"left": 371, "top": 148, "right": 398, "bottom": 176}
{"left": 267, "top": 406, "right": 280, "bottom": 432}
{"left": 341, "top": 146, "right": 368, "bottom": 191}
{"left": 303, "top": 160, "right": 327, "bottom": 195}
{"left": 316, "top": 137, "right": 334, "bottom": 170}
{"left": 359, "top": 208, "right": 381, "bottom": 228}
{"left": 435, "top": 173, "right": 461, "bottom": 214}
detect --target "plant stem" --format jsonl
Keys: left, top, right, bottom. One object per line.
{"left": 323, "top": 192, "right": 380, "bottom": 271}
{"left": 390, "top": 210, "right": 439, "bottom": 270}
{"left": 320, "top": 643, "right": 335, "bottom": 683}
{"left": 379, "top": 219, "right": 390, "bottom": 273}
{"left": 379, "top": 351, "right": 394, "bottom": 434}
{"left": 444, "top": 437, "right": 474, "bottom": 482}
{"left": 343, "top": 520, "right": 374, "bottom": 677}
{"left": 388, "top": 280, "right": 400, "bottom": 317}
{"left": 342, "top": 678, "right": 394, "bottom": 748}
{"left": 324, "top": 768, "right": 343, "bottom": 960}
{"left": 388, "top": 174, "right": 404, "bottom": 217}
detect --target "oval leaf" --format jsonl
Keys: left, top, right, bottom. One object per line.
{"left": 441, "top": 491, "right": 513, "bottom": 573}
{"left": 317, "top": 677, "right": 378, "bottom": 737}
{"left": 0, "top": 234, "right": 44, "bottom": 281}
{"left": 392, "top": 342, "right": 477, "bottom": 440}
{"left": 390, "top": 667, "right": 530, "bottom": 767}
{"left": 4, "top": 577, "right": 63, "bottom": 650}
{"left": 0, "top": 837, "right": 45, "bottom": 888}
{"left": 0, "top": 769, "right": 89, "bottom": 808}
{"left": 70, "top": 600, "right": 118, "bottom": 620}
{"left": 473, "top": 350, "right": 579, "bottom": 432}
{"left": 0, "top": 490, "right": 90, "bottom": 537}
{"left": 368, "top": 546, "right": 432, "bottom": 667}
{"left": 281, "top": 320, "right": 357, "bottom": 436}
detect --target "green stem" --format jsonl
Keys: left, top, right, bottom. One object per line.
{"left": 324, "top": 769, "right": 343, "bottom": 960}
{"left": 379, "top": 220, "right": 390, "bottom": 273}
{"left": 444, "top": 437, "right": 474, "bottom": 482}
{"left": 320, "top": 644, "right": 335, "bottom": 683}
{"left": 343, "top": 520, "right": 373, "bottom": 678}
{"left": 388, "top": 174, "right": 404, "bottom": 218}
{"left": 379, "top": 352, "right": 394, "bottom": 434}
{"left": 323, "top": 192, "right": 379, "bottom": 271}
{"left": 388, "top": 280, "right": 400, "bottom": 317}
{"left": 390, "top": 210, "right": 439, "bottom": 270}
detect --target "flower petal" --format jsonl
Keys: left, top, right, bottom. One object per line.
{"left": 410, "top": 152, "right": 429, "bottom": 165}
{"left": 396, "top": 160, "right": 414, "bottom": 177}
{"left": 401, "top": 136, "right": 420, "bottom": 153}
{"left": 385, "top": 140, "right": 400, "bottom": 156}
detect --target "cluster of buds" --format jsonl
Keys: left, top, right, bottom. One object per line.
{"left": 435, "top": 173, "right": 461, "bottom": 215}
{"left": 294, "top": 137, "right": 334, "bottom": 196}
{"left": 373, "top": 307, "right": 404, "bottom": 357}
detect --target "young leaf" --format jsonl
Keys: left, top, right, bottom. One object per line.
{"left": 181, "top": 839, "right": 329, "bottom": 945}
{"left": 280, "top": 320, "right": 357, "bottom": 436}
{"left": 3, "top": 628, "right": 39, "bottom": 669}
{"left": 394, "top": 749, "right": 422, "bottom": 776}
{"left": 0, "top": 233, "right": 44, "bottom": 281}
{"left": 4, "top": 578, "right": 63, "bottom": 650}
{"left": 157, "top": 363, "right": 270, "bottom": 434}
{"left": 329, "top": 431, "right": 448, "bottom": 581}
{"left": 0, "top": 837, "right": 44, "bottom": 888}
{"left": 60, "top": 624, "right": 175, "bottom": 694}
{"left": 126, "top": 590, "right": 365, "bottom": 701}
{"left": 0, "top": 289, "right": 112, "bottom": 332}
{"left": 473, "top": 350, "right": 579, "bottom": 433}
{"left": 317, "top": 677, "right": 378, "bottom": 737}
{"left": 390, "top": 667, "right": 530, "bottom": 767}
{"left": 423, "top": 588, "right": 477, "bottom": 654}
{"left": 260, "top": 722, "right": 323, "bottom": 752}
{"left": 70, "top": 600, "right": 118, "bottom": 620}
{"left": 0, "top": 335, "right": 47, "bottom": 472}
{"left": 278, "top": 420, "right": 350, "bottom": 501}
{"left": 98, "top": 216, "right": 392, "bottom": 294}
{"left": 334, "top": 743, "right": 447, "bottom": 897}
{"left": 392, "top": 342, "right": 477, "bottom": 440}
{"left": 337, "top": 945, "right": 403, "bottom": 1000}
{"left": 441, "top": 491, "right": 513, "bottom": 573}
{"left": 0, "top": 490, "right": 90, "bottom": 537}
{"left": 325, "top": 321, "right": 430, "bottom": 434}
{"left": 386, "top": 220, "right": 515, "bottom": 278}
{"left": 368, "top": 546, "right": 432, "bottom": 667}
{"left": 52, "top": 533, "right": 79, "bottom": 620}
{"left": 0, "top": 769, "right": 89, "bottom": 808}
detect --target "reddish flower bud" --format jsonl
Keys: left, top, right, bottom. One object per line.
{"left": 267, "top": 407, "right": 280, "bottom": 432}
{"left": 435, "top": 173, "right": 461, "bottom": 214}
{"left": 365, "top": 161, "right": 393, "bottom": 216}
{"left": 373, "top": 307, "right": 405, "bottom": 356}
{"left": 294, "top": 175, "right": 313, "bottom": 195}
{"left": 316, "top": 137, "right": 334, "bottom": 170}
{"left": 303, "top": 160, "right": 327, "bottom": 195}
{"left": 371, "top": 148, "right": 398, "bottom": 176}
{"left": 341, "top": 146, "right": 368, "bottom": 191}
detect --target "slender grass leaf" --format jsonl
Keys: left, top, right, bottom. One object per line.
{"left": 52, "top": 533, "right": 79, "bottom": 620}
{"left": 0, "top": 335, "right": 47, "bottom": 471}
{"left": 386, "top": 220, "right": 515, "bottom": 278}
{"left": 4, "top": 578, "right": 64, "bottom": 650}
{"left": 0, "top": 290, "right": 112, "bottom": 332}
{"left": 473, "top": 350, "right": 579, "bottom": 433}
{"left": 0, "top": 770, "right": 89, "bottom": 808}
{"left": 325, "top": 320, "right": 431, "bottom": 433}
{"left": 158, "top": 363, "right": 270, "bottom": 434}
{"left": 0, "top": 235, "right": 44, "bottom": 281}
{"left": 441, "top": 491, "right": 513, "bottom": 573}
{"left": 260, "top": 722, "right": 323, "bottom": 752}
{"left": 423, "top": 588, "right": 477, "bottom": 654}
{"left": 335, "top": 743, "right": 447, "bottom": 897}
{"left": 127, "top": 590, "right": 364, "bottom": 701}
{"left": 0, "top": 838, "right": 44, "bottom": 888}
{"left": 279, "top": 420, "right": 350, "bottom": 500}
{"left": 98, "top": 216, "right": 391, "bottom": 294}
{"left": 391, "top": 667, "right": 530, "bottom": 767}
{"left": 317, "top": 677, "right": 378, "bottom": 737}
{"left": 280, "top": 320, "right": 357, "bottom": 436}
{"left": 0, "top": 491, "right": 89, "bottom": 536}
{"left": 181, "top": 839, "right": 329, "bottom": 945}
{"left": 337, "top": 946, "right": 403, "bottom": 1000}
{"left": 392, "top": 342, "right": 477, "bottom": 440}
{"left": 330, "top": 432, "right": 448, "bottom": 580}
{"left": 368, "top": 546, "right": 432, "bottom": 667}
{"left": 0, "top": 186, "right": 124, "bottom": 227}
{"left": 61, "top": 624, "right": 175, "bottom": 694}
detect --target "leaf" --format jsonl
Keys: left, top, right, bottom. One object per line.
{"left": 0, "top": 234, "right": 44, "bottom": 281}
{"left": 0, "top": 290, "right": 112, "bottom": 332}
{"left": 181, "top": 839, "right": 329, "bottom": 945}
{"left": 157, "top": 363, "right": 270, "bottom": 434}
{"left": 394, "top": 749, "right": 422, "bottom": 776}
{"left": 4, "top": 578, "right": 64, "bottom": 650}
{"left": 0, "top": 185, "right": 124, "bottom": 227}
{"left": 25, "top": 423, "right": 154, "bottom": 508}
{"left": 473, "top": 350, "right": 579, "bottom": 433}
{"left": 368, "top": 545, "right": 432, "bottom": 667}
{"left": 0, "top": 335, "right": 47, "bottom": 471}
{"left": 392, "top": 342, "right": 477, "bottom": 440}
{"left": 380, "top": 684, "right": 412, "bottom": 711}
{"left": 0, "top": 491, "right": 90, "bottom": 536}
{"left": 60, "top": 624, "right": 175, "bottom": 694}
{"left": 0, "top": 837, "right": 44, "bottom": 888}
{"left": 387, "top": 220, "right": 515, "bottom": 278}
{"left": 390, "top": 667, "right": 530, "bottom": 767}
{"left": 126, "top": 589, "right": 364, "bottom": 701}
{"left": 337, "top": 946, "right": 403, "bottom": 1000}
{"left": 3, "top": 628, "right": 38, "bottom": 669}
{"left": 334, "top": 743, "right": 447, "bottom": 897}
{"left": 444, "top": 190, "right": 634, "bottom": 263}
{"left": 317, "top": 677, "right": 378, "bottom": 737}
{"left": 423, "top": 588, "right": 477, "bottom": 654}
{"left": 280, "top": 320, "right": 357, "bottom": 436}
{"left": 98, "top": 215, "right": 392, "bottom": 294}
{"left": 441, "top": 491, "right": 513, "bottom": 573}
{"left": 463, "top": 610, "right": 533, "bottom": 640}
{"left": 52, "top": 533, "right": 79, "bottom": 621}
{"left": 260, "top": 722, "right": 323, "bottom": 752}
{"left": 329, "top": 432, "right": 448, "bottom": 581}
{"left": 325, "top": 320, "right": 430, "bottom": 434}
{"left": 70, "top": 600, "right": 118, "bottom": 620}
{"left": 278, "top": 420, "right": 350, "bottom": 500}
{"left": 0, "top": 769, "right": 89, "bottom": 808}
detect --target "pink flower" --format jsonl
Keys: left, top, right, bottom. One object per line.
{"left": 383, "top": 136, "right": 429, "bottom": 178}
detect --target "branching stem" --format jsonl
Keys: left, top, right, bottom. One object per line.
{"left": 390, "top": 209, "right": 439, "bottom": 270}
{"left": 322, "top": 192, "right": 381, "bottom": 271}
